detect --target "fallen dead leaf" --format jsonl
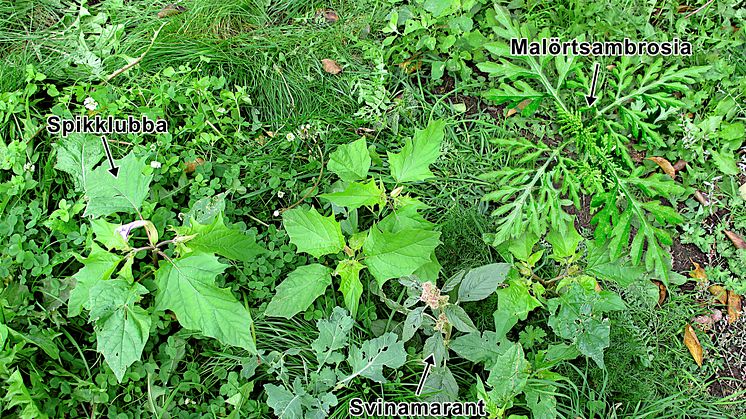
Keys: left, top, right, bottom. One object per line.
{"left": 689, "top": 261, "right": 707, "bottom": 281}
{"left": 683, "top": 324, "right": 703, "bottom": 367}
{"left": 606, "top": 64, "right": 616, "bottom": 70}
{"left": 158, "top": 4, "right": 186, "bottom": 18}
{"left": 315, "top": 9, "right": 339, "bottom": 23}
{"left": 321, "top": 59, "right": 342, "bottom": 75}
{"left": 739, "top": 183, "right": 746, "bottom": 200}
{"left": 506, "top": 99, "right": 532, "bottom": 117}
{"left": 725, "top": 230, "right": 746, "bottom": 249}
{"left": 693, "top": 190, "right": 710, "bottom": 206}
{"left": 672, "top": 159, "right": 687, "bottom": 172}
{"left": 647, "top": 156, "right": 676, "bottom": 178}
{"left": 652, "top": 280, "right": 667, "bottom": 306}
{"left": 184, "top": 157, "right": 205, "bottom": 174}
{"left": 727, "top": 291, "right": 742, "bottom": 324}
{"left": 709, "top": 284, "right": 728, "bottom": 305}
{"left": 398, "top": 59, "right": 421, "bottom": 73}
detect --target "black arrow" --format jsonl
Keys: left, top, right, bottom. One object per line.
{"left": 585, "top": 62, "right": 601, "bottom": 107}
{"left": 415, "top": 354, "right": 436, "bottom": 396}
{"left": 100, "top": 136, "right": 119, "bottom": 177}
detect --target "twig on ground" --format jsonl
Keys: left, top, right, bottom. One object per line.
{"left": 103, "top": 22, "right": 168, "bottom": 83}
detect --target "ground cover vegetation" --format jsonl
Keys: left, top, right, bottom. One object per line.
{"left": 0, "top": 0, "right": 745, "bottom": 417}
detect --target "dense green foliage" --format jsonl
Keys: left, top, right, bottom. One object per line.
{"left": 1, "top": 0, "right": 745, "bottom": 418}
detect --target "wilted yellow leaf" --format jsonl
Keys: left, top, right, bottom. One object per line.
{"left": 652, "top": 280, "right": 667, "bottom": 306}
{"left": 727, "top": 291, "right": 742, "bottom": 325}
{"left": 689, "top": 261, "right": 707, "bottom": 281}
{"left": 708, "top": 285, "right": 728, "bottom": 305}
{"left": 321, "top": 59, "right": 342, "bottom": 75}
{"left": 647, "top": 156, "right": 676, "bottom": 178}
{"left": 683, "top": 324, "right": 703, "bottom": 367}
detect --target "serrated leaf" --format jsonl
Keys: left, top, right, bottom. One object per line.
{"left": 546, "top": 220, "right": 583, "bottom": 259}
{"left": 83, "top": 152, "right": 152, "bottom": 217}
{"left": 88, "top": 280, "right": 150, "bottom": 382}
{"left": 345, "top": 332, "right": 406, "bottom": 384}
{"left": 421, "top": 366, "right": 459, "bottom": 402}
{"left": 450, "top": 332, "right": 505, "bottom": 364}
{"left": 496, "top": 279, "right": 541, "bottom": 321}
{"left": 320, "top": 179, "right": 384, "bottom": 210}
{"left": 68, "top": 242, "right": 123, "bottom": 317}
{"left": 283, "top": 207, "right": 345, "bottom": 258}
{"left": 388, "top": 119, "right": 445, "bottom": 182}
{"left": 336, "top": 260, "right": 364, "bottom": 317}
{"left": 176, "top": 213, "right": 265, "bottom": 262}
{"left": 90, "top": 219, "right": 129, "bottom": 251}
{"left": 458, "top": 263, "right": 511, "bottom": 302}
{"left": 53, "top": 134, "right": 104, "bottom": 191}
{"left": 486, "top": 343, "right": 530, "bottom": 404}
{"left": 264, "top": 384, "right": 303, "bottom": 419}
{"left": 327, "top": 138, "right": 371, "bottom": 182}
{"left": 265, "top": 264, "right": 332, "bottom": 319}
{"left": 154, "top": 253, "right": 255, "bottom": 352}
{"left": 363, "top": 226, "right": 441, "bottom": 287}
{"left": 312, "top": 307, "right": 354, "bottom": 366}
{"left": 444, "top": 304, "right": 478, "bottom": 333}
{"left": 401, "top": 306, "right": 424, "bottom": 342}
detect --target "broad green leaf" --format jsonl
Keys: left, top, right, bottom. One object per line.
{"left": 90, "top": 219, "right": 129, "bottom": 251}
{"left": 424, "top": 332, "right": 448, "bottom": 366}
{"left": 89, "top": 280, "right": 150, "bottom": 382}
{"left": 363, "top": 226, "right": 441, "bottom": 286}
{"left": 282, "top": 207, "right": 345, "bottom": 258}
{"left": 444, "top": 304, "right": 478, "bottom": 333}
{"left": 345, "top": 332, "right": 406, "bottom": 384}
{"left": 177, "top": 213, "right": 265, "bottom": 262}
{"left": 401, "top": 306, "right": 425, "bottom": 342}
{"left": 53, "top": 134, "right": 104, "bottom": 191}
{"left": 68, "top": 243, "right": 122, "bottom": 317}
{"left": 312, "top": 306, "right": 354, "bottom": 365}
{"left": 377, "top": 197, "right": 433, "bottom": 232}
{"left": 327, "top": 138, "right": 371, "bottom": 182}
{"left": 320, "top": 179, "right": 385, "bottom": 210}
{"left": 525, "top": 387, "right": 558, "bottom": 419}
{"left": 546, "top": 220, "right": 583, "bottom": 258}
{"left": 458, "top": 263, "right": 511, "bottom": 302}
{"left": 450, "top": 332, "right": 505, "bottom": 364}
{"left": 264, "top": 384, "right": 303, "bottom": 419}
{"left": 413, "top": 252, "right": 442, "bottom": 283}
{"left": 486, "top": 343, "right": 530, "bottom": 404}
{"left": 83, "top": 152, "right": 152, "bottom": 217}
{"left": 265, "top": 264, "right": 332, "bottom": 319}
{"left": 388, "top": 119, "right": 446, "bottom": 183}
{"left": 547, "top": 283, "right": 623, "bottom": 368}
{"left": 182, "top": 192, "right": 226, "bottom": 225}
{"left": 154, "top": 253, "right": 255, "bottom": 352}
{"left": 421, "top": 366, "right": 459, "bottom": 402}
{"left": 710, "top": 149, "right": 739, "bottom": 175}
{"left": 496, "top": 279, "right": 542, "bottom": 321}
{"left": 336, "top": 259, "right": 364, "bottom": 317}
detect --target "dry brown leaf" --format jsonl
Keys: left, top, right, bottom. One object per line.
{"left": 652, "top": 280, "right": 667, "bottom": 306}
{"left": 157, "top": 4, "right": 186, "bottom": 18}
{"left": 647, "top": 156, "right": 676, "bottom": 178}
{"left": 672, "top": 159, "right": 687, "bottom": 172}
{"left": 321, "top": 59, "right": 342, "bottom": 75}
{"left": 605, "top": 64, "right": 616, "bottom": 70}
{"left": 683, "top": 324, "right": 703, "bottom": 367}
{"left": 398, "top": 59, "right": 421, "bottom": 73}
{"left": 506, "top": 108, "right": 517, "bottom": 117}
{"left": 315, "top": 9, "right": 339, "bottom": 23}
{"left": 709, "top": 284, "right": 728, "bottom": 305}
{"left": 724, "top": 230, "right": 746, "bottom": 249}
{"left": 693, "top": 190, "right": 710, "bottom": 206}
{"left": 184, "top": 157, "right": 205, "bottom": 174}
{"left": 727, "top": 291, "right": 742, "bottom": 324}
{"left": 506, "top": 99, "right": 532, "bottom": 118}
{"left": 689, "top": 261, "right": 707, "bottom": 281}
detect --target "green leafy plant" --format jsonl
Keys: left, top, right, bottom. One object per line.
{"left": 265, "top": 120, "right": 446, "bottom": 319}
{"left": 476, "top": 6, "right": 709, "bottom": 286}
{"left": 263, "top": 307, "right": 406, "bottom": 418}
{"left": 55, "top": 143, "right": 264, "bottom": 382}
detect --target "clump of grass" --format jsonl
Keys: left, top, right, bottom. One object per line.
{"left": 435, "top": 203, "right": 494, "bottom": 277}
